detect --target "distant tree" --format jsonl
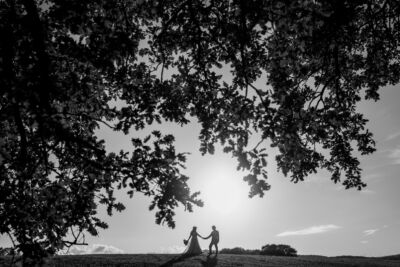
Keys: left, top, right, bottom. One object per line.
{"left": 247, "top": 249, "right": 262, "bottom": 255}
{"left": 1, "top": 0, "right": 400, "bottom": 263}
{"left": 220, "top": 247, "right": 246, "bottom": 254}
{"left": 220, "top": 247, "right": 261, "bottom": 255}
{"left": 261, "top": 244, "right": 297, "bottom": 257}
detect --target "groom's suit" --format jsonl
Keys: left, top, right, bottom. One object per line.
{"left": 206, "top": 229, "right": 219, "bottom": 255}
{"left": 210, "top": 230, "right": 219, "bottom": 244}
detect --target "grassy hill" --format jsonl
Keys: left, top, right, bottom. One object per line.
{"left": 380, "top": 254, "right": 400, "bottom": 261}
{"left": 1, "top": 253, "right": 400, "bottom": 266}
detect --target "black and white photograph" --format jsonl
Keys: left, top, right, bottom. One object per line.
{"left": 1, "top": 0, "right": 400, "bottom": 266}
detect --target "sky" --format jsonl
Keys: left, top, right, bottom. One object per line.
{"left": 1, "top": 86, "right": 399, "bottom": 257}
{"left": 69, "top": 85, "right": 400, "bottom": 256}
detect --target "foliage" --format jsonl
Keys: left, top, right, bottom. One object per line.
{"left": 1, "top": 0, "right": 400, "bottom": 262}
{"left": 220, "top": 244, "right": 296, "bottom": 257}
{"left": 0, "top": 0, "right": 203, "bottom": 261}
{"left": 0, "top": 247, "right": 15, "bottom": 256}
{"left": 261, "top": 244, "right": 297, "bottom": 257}
{"left": 220, "top": 247, "right": 246, "bottom": 254}
{"left": 220, "top": 247, "right": 261, "bottom": 255}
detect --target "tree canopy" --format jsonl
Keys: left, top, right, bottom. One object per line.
{"left": 261, "top": 244, "right": 297, "bottom": 257}
{"left": 1, "top": 0, "right": 399, "bottom": 262}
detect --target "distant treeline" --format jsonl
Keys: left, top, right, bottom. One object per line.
{"left": 220, "top": 244, "right": 297, "bottom": 257}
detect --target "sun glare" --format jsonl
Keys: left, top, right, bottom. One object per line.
{"left": 200, "top": 161, "right": 249, "bottom": 215}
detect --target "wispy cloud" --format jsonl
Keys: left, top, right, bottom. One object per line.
{"left": 363, "top": 229, "right": 379, "bottom": 236}
{"left": 64, "top": 244, "right": 124, "bottom": 255}
{"left": 385, "top": 131, "right": 400, "bottom": 142}
{"left": 362, "top": 173, "right": 380, "bottom": 181}
{"left": 360, "top": 240, "right": 368, "bottom": 244}
{"left": 277, "top": 224, "right": 341, "bottom": 237}
{"left": 360, "top": 189, "right": 376, "bottom": 195}
{"left": 388, "top": 147, "right": 400, "bottom": 165}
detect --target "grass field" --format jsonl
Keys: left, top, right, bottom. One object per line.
{"left": 1, "top": 253, "right": 400, "bottom": 266}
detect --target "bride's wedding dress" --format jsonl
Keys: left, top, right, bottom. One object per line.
{"left": 183, "top": 229, "right": 202, "bottom": 256}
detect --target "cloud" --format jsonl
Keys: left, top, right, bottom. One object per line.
{"left": 385, "top": 131, "right": 400, "bottom": 141}
{"left": 362, "top": 173, "right": 380, "bottom": 181}
{"left": 388, "top": 147, "right": 400, "bottom": 165}
{"left": 363, "top": 229, "right": 379, "bottom": 236}
{"left": 66, "top": 244, "right": 124, "bottom": 255}
{"left": 360, "top": 189, "right": 376, "bottom": 195}
{"left": 277, "top": 224, "right": 341, "bottom": 237}
{"left": 360, "top": 240, "right": 368, "bottom": 244}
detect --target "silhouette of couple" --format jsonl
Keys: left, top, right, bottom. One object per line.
{"left": 183, "top": 225, "right": 219, "bottom": 257}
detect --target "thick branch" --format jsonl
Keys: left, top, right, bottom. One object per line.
{"left": 22, "top": 0, "right": 52, "bottom": 112}
{"left": 13, "top": 105, "right": 28, "bottom": 163}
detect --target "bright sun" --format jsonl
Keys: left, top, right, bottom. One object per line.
{"left": 200, "top": 161, "right": 248, "bottom": 215}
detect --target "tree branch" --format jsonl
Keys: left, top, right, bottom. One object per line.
{"left": 13, "top": 105, "right": 28, "bottom": 163}
{"left": 22, "top": 0, "right": 52, "bottom": 113}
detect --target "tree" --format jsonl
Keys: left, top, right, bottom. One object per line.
{"left": 0, "top": 247, "right": 15, "bottom": 256}
{"left": 1, "top": 0, "right": 399, "bottom": 263}
{"left": 261, "top": 244, "right": 297, "bottom": 257}
{"left": 220, "top": 247, "right": 261, "bottom": 255}
{"left": 220, "top": 247, "right": 246, "bottom": 255}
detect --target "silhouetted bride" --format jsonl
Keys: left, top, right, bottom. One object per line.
{"left": 183, "top": 226, "right": 203, "bottom": 256}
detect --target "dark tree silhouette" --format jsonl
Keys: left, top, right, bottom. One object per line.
{"left": 1, "top": 0, "right": 399, "bottom": 263}
{"left": 220, "top": 247, "right": 261, "bottom": 255}
{"left": 261, "top": 244, "right": 297, "bottom": 257}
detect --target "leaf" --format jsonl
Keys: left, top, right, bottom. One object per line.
{"left": 144, "top": 135, "right": 151, "bottom": 143}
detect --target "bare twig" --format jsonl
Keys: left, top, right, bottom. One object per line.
{"left": 60, "top": 112, "right": 115, "bottom": 129}
{"left": 253, "top": 138, "right": 266, "bottom": 150}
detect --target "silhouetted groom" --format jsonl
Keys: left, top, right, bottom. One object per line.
{"left": 204, "top": 225, "right": 219, "bottom": 255}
